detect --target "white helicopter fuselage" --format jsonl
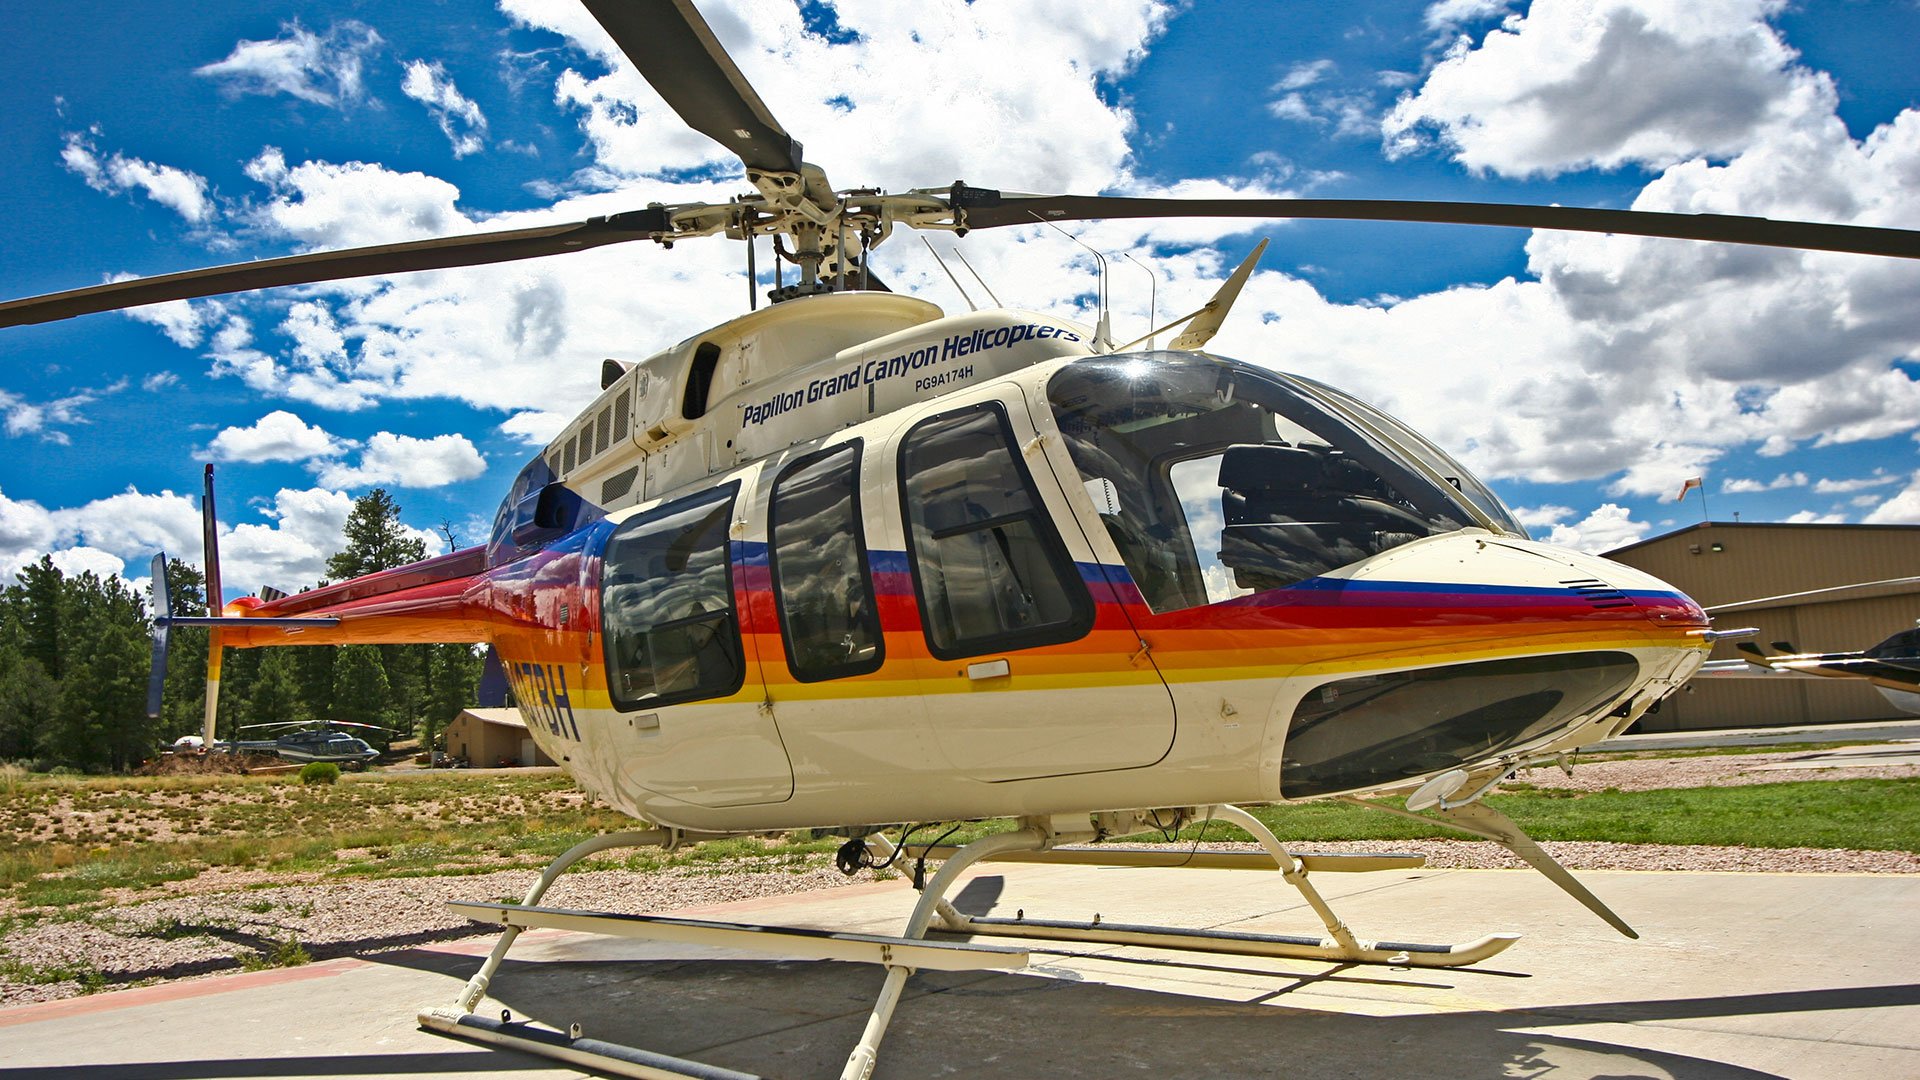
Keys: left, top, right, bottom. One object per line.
{"left": 458, "top": 294, "right": 1711, "bottom": 833}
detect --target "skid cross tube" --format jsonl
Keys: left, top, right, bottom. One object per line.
{"left": 921, "top": 805, "right": 1521, "bottom": 969}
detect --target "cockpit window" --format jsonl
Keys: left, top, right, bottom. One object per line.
{"left": 1047, "top": 353, "right": 1477, "bottom": 612}
{"left": 1290, "top": 374, "right": 1526, "bottom": 538}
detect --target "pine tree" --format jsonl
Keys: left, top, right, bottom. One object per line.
{"left": 331, "top": 644, "right": 393, "bottom": 745}
{"left": 247, "top": 649, "right": 309, "bottom": 729}
{"left": 17, "top": 555, "right": 64, "bottom": 680}
{"left": 292, "top": 646, "right": 336, "bottom": 720}
{"left": 422, "top": 644, "right": 482, "bottom": 763}
{"left": 326, "top": 489, "right": 429, "bottom": 581}
{"left": 49, "top": 572, "right": 150, "bottom": 771}
{"left": 323, "top": 489, "right": 434, "bottom": 744}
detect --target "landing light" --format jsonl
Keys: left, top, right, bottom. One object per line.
{"left": 1405, "top": 768, "right": 1470, "bottom": 812}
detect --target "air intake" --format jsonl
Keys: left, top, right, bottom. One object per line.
{"left": 1561, "top": 578, "right": 1633, "bottom": 610}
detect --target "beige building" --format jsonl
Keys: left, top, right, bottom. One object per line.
{"left": 1605, "top": 521, "right": 1920, "bottom": 731}
{"left": 445, "top": 708, "right": 557, "bottom": 767}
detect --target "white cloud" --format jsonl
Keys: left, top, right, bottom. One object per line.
{"left": 1528, "top": 503, "right": 1652, "bottom": 553}
{"left": 141, "top": 372, "right": 181, "bottom": 392}
{"left": 48, "top": 546, "right": 129, "bottom": 582}
{"left": 500, "top": 410, "right": 568, "bottom": 445}
{"left": 195, "top": 21, "right": 381, "bottom": 107}
{"left": 1720, "top": 471, "right": 1806, "bottom": 493}
{"left": 1784, "top": 509, "right": 1845, "bottom": 524}
{"left": 60, "top": 133, "right": 212, "bottom": 222}
{"left": 1275, "top": 60, "right": 1336, "bottom": 92}
{"left": 1384, "top": 0, "right": 1830, "bottom": 177}
{"left": 1424, "top": 0, "right": 1514, "bottom": 32}
{"left": 1814, "top": 472, "right": 1901, "bottom": 494}
{"left": 1511, "top": 503, "right": 1576, "bottom": 530}
{"left": 0, "top": 388, "right": 93, "bottom": 443}
{"left": 313, "top": 432, "right": 487, "bottom": 489}
{"left": 401, "top": 60, "right": 489, "bottom": 157}
{"left": 208, "top": 411, "right": 347, "bottom": 463}
{"left": 0, "top": 483, "right": 445, "bottom": 598}
{"left": 1863, "top": 470, "right": 1920, "bottom": 524}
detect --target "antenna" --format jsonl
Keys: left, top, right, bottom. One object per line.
{"left": 922, "top": 237, "right": 977, "bottom": 312}
{"left": 1122, "top": 252, "right": 1158, "bottom": 350}
{"left": 745, "top": 226, "right": 758, "bottom": 311}
{"left": 1035, "top": 216, "right": 1112, "bottom": 351}
{"left": 951, "top": 247, "right": 1002, "bottom": 308}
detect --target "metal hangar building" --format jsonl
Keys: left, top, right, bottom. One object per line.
{"left": 1605, "top": 521, "right": 1920, "bottom": 731}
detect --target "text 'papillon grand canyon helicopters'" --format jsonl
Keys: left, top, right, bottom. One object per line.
{"left": 6, "top": 2, "right": 1920, "bottom": 1076}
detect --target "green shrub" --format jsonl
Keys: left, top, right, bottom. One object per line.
{"left": 298, "top": 762, "right": 341, "bottom": 786}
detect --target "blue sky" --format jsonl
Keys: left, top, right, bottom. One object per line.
{"left": 2, "top": 0, "right": 1917, "bottom": 602}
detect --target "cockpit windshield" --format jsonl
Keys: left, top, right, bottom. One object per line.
{"left": 1047, "top": 353, "right": 1486, "bottom": 613}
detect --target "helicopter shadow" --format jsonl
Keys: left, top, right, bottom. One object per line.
{"left": 344, "top": 924, "right": 1919, "bottom": 1079}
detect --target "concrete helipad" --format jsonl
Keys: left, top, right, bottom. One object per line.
{"left": 3, "top": 861, "right": 1916, "bottom": 1078}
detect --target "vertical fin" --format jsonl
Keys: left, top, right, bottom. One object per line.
{"left": 201, "top": 465, "right": 225, "bottom": 748}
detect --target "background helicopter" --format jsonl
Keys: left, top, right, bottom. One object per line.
{"left": 6, "top": 1, "right": 1920, "bottom": 1077}
{"left": 222, "top": 719, "right": 391, "bottom": 767}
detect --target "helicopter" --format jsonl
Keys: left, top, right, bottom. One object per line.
{"left": 222, "top": 720, "right": 390, "bottom": 767}
{"left": 8, "top": 1, "right": 1920, "bottom": 1077}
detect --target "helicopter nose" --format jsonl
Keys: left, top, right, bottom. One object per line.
{"left": 1535, "top": 544, "right": 1710, "bottom": 631}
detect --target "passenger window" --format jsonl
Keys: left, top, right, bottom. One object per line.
{"left": 601, "top": 486, "right": 743, "bottom": 709}
{"left": 900, "top": 404, "right": 1093, "bottom": 660}
{"left": 770, "top": 443, "right": 883, "bottom": 682}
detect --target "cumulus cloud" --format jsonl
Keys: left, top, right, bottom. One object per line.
{"left": 0, "top": 388, "right": 93, "bottom": 444}
{"left": 1383, "top": 0, "right": 1830, "bottom": 177}
{"left": 60, "top": 132, "right": 212, "bottom": 222}
{"left": 500, "top": 410, "right": 568, "bottom": 445}
{"left": 208, "top": 411, "right": 348, "bottom": 463}
{"left": 195, "top": 21, "right": 381, "bottom": 107}
{"left": 1424, "top": 0, "right": 1514, "bottom": 32}
{"left": 1516, "top": 503, "right": 1652, "bottom": 552}
{"left": 1862, "top": 470, "right": 1920, "bottom": 524}
{"left": 1783, "top": 509, "right": 1845, "bottom": 524}
{"left": 0, "top": 483, "right": 444, "bottom": 599}
{"left": 1814, "top": 472, "right": 1902, "bottom": 494}
{"left": 313, "top": 432, "right": 487, "bottom": 489}
{"left": 401, "top": 60, "right": 489, "bottom": 157}
{"left": 1721, "top": 471, "right": 1806, "bottom": 493}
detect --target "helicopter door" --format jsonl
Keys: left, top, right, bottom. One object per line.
{"left": 597, "top": 477, "right": 792, "bottom": 807}
{"left": 894, "top": 390, "right": 1176, "bottom": 781}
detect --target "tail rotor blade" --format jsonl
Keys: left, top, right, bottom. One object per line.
{"left": 147, "top": 553, "right": 172, "bottom": 719}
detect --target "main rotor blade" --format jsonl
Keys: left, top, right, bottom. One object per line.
{"left": 0, "top": 210, "right": 671, "bottom": 327}
{"left": 582, "top": 0, "right": 804, "bottom": 177}
{"left": 949, "top": 189, "right": 1920, "bottom": 261}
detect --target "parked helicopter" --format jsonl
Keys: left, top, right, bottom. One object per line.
{"left": 8, "top": 1, "right": 1920, "bottom": 1076}
{"left": 223, "top": 721, "right": 388, "bottom": 768}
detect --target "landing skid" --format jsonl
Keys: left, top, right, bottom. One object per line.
{"left": 419, "top": 806, "right": 1524, "bottom": 1079}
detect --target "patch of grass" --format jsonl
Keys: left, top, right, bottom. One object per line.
{"left": 1120, "top": 779, "right": 1920, "bottom": 852}
{"left": 239, "top": 934, "right": 310, "bottom": 971}
{"left": 0, "top": 955, "right": 105, "bottom": 992}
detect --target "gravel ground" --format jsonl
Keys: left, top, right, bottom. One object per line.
{"left": 3, "top": 750, "right": 1915, "bottom": 1008}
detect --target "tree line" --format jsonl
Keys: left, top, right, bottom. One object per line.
{"left": 0, "top": 489, "right": 484, "bottom": 772}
